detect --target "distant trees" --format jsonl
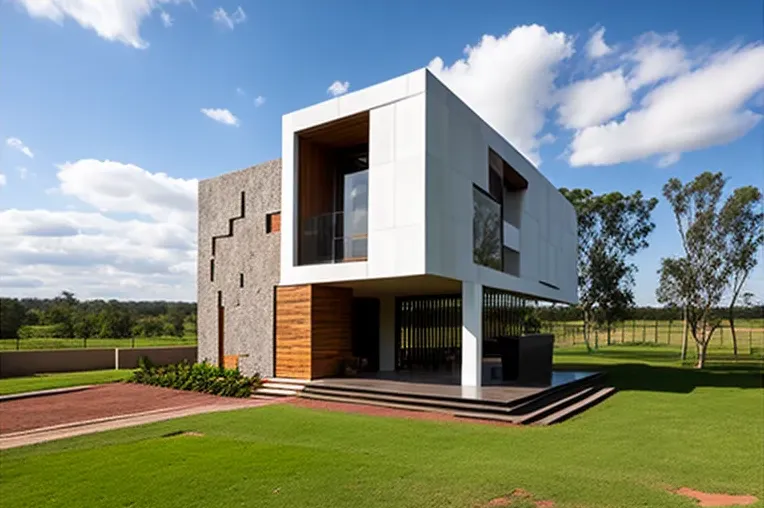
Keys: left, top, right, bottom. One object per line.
{"left": 658, "top": 172, "right": 763, "bottom": 368}
{"left": 0, "top": 291, "right": 196, "bottom": 341}
{"left": 560, "top": 188, "right": 658, "bottom": 350}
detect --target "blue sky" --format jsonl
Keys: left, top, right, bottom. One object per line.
{"left": 0, "top": 0, "right": 762, "bottom": 304}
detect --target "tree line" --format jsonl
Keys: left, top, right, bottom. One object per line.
{"left": 0, "top": 292, "right": 197, "bottom": 341}
{"left": 534, "top": 304, "right": 763, "bottom": 323}
{"left": 561, "top": 171, "right": 762, "bottom": 368}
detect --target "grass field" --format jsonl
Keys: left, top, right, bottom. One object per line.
{"left": 1, "top": 344, "right": 762, "bottom": 508}
{"left": 0, "top": 369, "right": 134, "bottom": 396}
{"left": 0, "top": 335, "right": 197, "bottom": 351}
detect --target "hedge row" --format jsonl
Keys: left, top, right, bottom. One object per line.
{"left": 129, "top": 359, "right": 261, "bottom": 398}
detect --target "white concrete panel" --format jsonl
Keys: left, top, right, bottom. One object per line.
{"left": 339, "top": 73, "right": 410, "bottom": 118}
{"left": 393, "top": 156, "right": 425, "bottom": 228}
{"left": 369, "top": 104, "right": 395, "bottom": 166}
{"left": 407, "top": 69, "right": 427, "bottom": 96}
{"left": 280, "top": 124, "right": 296, "bottom": 276}
{"left": 367, "top": 228, "right": 397, "bottom": 278}
{"left": 425, "top": 91, "right": 448, "bottom": 160}
{"left": 289, "top": 98, "right": 341, "bottom": 133}
{"left": 503, "top": 222, "right": 520, "bottom": 251}
{"left": 461, "top": 281, "right": 482, "bottom": 387}
{"left": 394, "top": 95, "right": 426, "bottom": 162}
{"left": 394, "top": 224, "right": 425, "bottom": 275}
{"left": 281, "top": 261, "right": 368, "bottom": 286}
{"left": 368, "top": 162, "right": 395, "bottom": 232}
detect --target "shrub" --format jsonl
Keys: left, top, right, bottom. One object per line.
{"left": 128, "top": 358, "right": 261, "bottom": 398}
{"left": 18, "top": 324, "right": 70, "bottom": 339}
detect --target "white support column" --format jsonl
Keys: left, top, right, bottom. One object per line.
{"left": 461, "top": 281, "right": 483, "bottom": 387}
{"left": 379, "top": 295, "right": 396, "bottom": 371}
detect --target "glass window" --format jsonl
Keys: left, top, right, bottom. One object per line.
{"left": 473, "top": 186, "right": 502, "bottom": 270}
{"left": 343, "top": 169, "right": 369, "bottom": 260}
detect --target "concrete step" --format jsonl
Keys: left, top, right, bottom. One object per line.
{"left": 255, "top": 387, "right": 299, "bottom": 397}
{"left": 264, "top": 377, "right": 310, "bottom": 386}
{"left": 299, "top": 391, "right": 456, "bottom": 416}
{"left": 262, "top": 382, "right": 306, "bottom": 392}
{"left": 513, "top": 386, "right": 598, "bottom": 425}
{"left": 302, "top": 385, "right": 517, "bottom": 415}
{"left": 534, "top": 387, "right": 616, "bottom": 425}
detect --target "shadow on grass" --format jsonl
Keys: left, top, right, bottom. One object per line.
{"left": 555, "top": 349, "right": 764, "bottom": 393}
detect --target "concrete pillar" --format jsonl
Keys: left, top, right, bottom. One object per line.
{"left": 461, "top": 281, "right": 483, "bottom": 387}
{"left": 379, "top": 294, "right": 396, "bottom": 371}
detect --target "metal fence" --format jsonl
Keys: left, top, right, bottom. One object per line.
{"left": 542, "top": 320, "right": 764, "bottom": 354}
{"left": 0, "top": 335, "right": 198, "bottom": 352}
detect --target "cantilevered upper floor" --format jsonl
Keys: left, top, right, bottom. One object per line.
{"left": 280, "top": 68, "right": 577, "bottom": 305}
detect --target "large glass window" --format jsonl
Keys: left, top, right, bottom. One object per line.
{"left": 473, "top": 186, "right": 502, "bottom": 270}
{"left": 343, "top": 169, "right": 368, "bottom": 260}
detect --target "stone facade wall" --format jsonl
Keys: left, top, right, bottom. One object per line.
{"left": 197, "top": 159, "right": 281, "bottom": 377}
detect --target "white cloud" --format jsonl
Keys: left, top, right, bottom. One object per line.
{"left": 57, "top": 159, "right": 198, "bottom": 228}
{"left": 557, "top": 69, "right": 632, "bottom": 129}
{"left": 17, "top": 167, "right": 28, "bottom": 179}
{"left": 0, "top": 160, "right": 198, "bottom": 299}
{"left": 236, "top": 87, "right": 246, "bottom": 96}
{"left": 568, "top": 43, "right": 764, "bottom": 166}
{"left": 10, "top": 0, "right": 190, "bottom": 49}
{"left": 626, "top": 33, "right": 690, "bottom": 90}
{"left": 429, "top": 24, "right": 573, "bottom": 165}
{"left": 160, "top": 10, "right": 173, "bottom": 27}
{"left": 212, "top": 6, "right": 245, "bottom": 30}
{"left": 327, "top": 80, "right": 350, "bottom": 97}
{"left": 0, "top": 173, "right": 6, "bottom": 187}
{"left": 585, "top": 27, "right": 612, "bottom": 59}
{"left": 6, "top": 137, "right": 34, "bottom": 158}
{"left": 200, "top": 108, "right": 239, "bottom": 126}
{"left": 254, "top": 95, "right": 266, "bottom": 107}
{"left": 656, "top": 153, "right": 681, "bottom": 167}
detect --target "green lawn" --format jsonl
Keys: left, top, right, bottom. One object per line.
{"left": 0, "top": 369, "right": 134, "bottom": 396}
{"left": 0, "top": 335, "right": 197, "bottom": 351}
{"left": 1, "top": 345, "right": 762, "bottom": 508}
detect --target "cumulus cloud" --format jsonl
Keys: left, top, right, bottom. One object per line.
{"left": 56, "top": 159, "right": 197, "bottom": 228}
{"left": 6, "top": 137, "right": 34, "bottom": 158}
{"left": 17, "top": 167, "right": 28, "bottom": 179}
{"left": 568, "top": 43, "right": 764, "bottom": 166}
{"left": 212, "top": 6, "right": 245, "bottom": 30}
{"left": 626, "top": 32, "right": 690, "bottom": 90}
{"left": 10, "top": 0, "right": 191, "bottom": 49}
{"left": 557, "top": 69, "right": 632, "bottom": 129}
{"left": 327, "top": 80, "right": 350, "bottom": 97}
{"left": 585, "top": 27, "right": 612, "bottom": 59}
{"left": 254, "top": 95, "right": 266, "bottom": 107}
{"left": 0, "top": 161, "right": 198, "bottom": 299}
{"left": 429, "top": 24, "right": 573, "bottom": 165}
{"left": 201, "top": 108, "right": 239, "bottom": 126}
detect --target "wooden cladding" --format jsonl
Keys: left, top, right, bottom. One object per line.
{"left": 266, "top": 212, "right": 281, "bottom": 233}
{"left": 274, "top": 284, "right": 353, "bottom": 379}
{"left": 275, "top": 285, "right": 312, "bottom": 379}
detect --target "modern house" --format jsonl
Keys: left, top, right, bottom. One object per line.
{"left": 198, "top": 68, "right": 578, "bottom": 391}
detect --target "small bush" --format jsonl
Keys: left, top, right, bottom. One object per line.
{"left": 18, "top": 324, "right": 70, "bottom": 339}
{"left": 128, "top": 358, "right": 261, "bottom": 398}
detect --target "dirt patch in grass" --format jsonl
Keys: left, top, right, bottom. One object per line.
{"left": 674, "top": 488, "right": 758, "bottom": 507}
{"left": 484, "top": 489, "right": 555, "bottom": 507}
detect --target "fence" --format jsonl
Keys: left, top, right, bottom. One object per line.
{"left": 0, "top": 335, "right": 197, "bottom": 352}
{"left": 543, "top": 320, "right": 764, "bottom": 354}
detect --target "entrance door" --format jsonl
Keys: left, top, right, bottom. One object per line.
{"left": 352, "top": 298, "right": 380, "bottom": 372}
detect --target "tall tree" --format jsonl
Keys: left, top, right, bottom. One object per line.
{"left": 718, "top": 186, "right": 763, "bottom": 357}
{"left": 658, "top": 172, "right": 760, "bottom": 368}
{"left": 560, "top": 188, "right": 658, "bottom": 350}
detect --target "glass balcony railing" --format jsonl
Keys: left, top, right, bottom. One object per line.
{"left": 300, "top": 211, "right": 368, "bottom": 265}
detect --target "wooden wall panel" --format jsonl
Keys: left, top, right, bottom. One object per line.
{"left": 311, "top": 286, "right": 353, "bottom": 379}
{"left": 275, "top": 285, "right": 312, "bottom": 379}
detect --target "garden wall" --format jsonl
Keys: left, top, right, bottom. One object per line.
{"left": 0, "top": 346, "right": 197, "bottom": 378}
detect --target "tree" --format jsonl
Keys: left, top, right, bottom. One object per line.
{"left": 656, "top": 257, "right": 694, "bottom": 360}
{"left": 659, "top": 172, "right": 748, "bottom": 368}
{"left": 98, "top": 305, "right": 134, "bottom": 339}
{"left": 72, "top": 311, "right": 99, "bottom": 340}
{"left": 718, "top": 186, "right": 763, "bottom": 358}
{"left": 560, "top": 188, "right": 658, "bottom": 351}
{"left": 0, "top": 298, "right": 25, "bottom": 339}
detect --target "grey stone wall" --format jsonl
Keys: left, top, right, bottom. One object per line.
{"left": 197, "top": 159, "right": 281, "bottom": 377}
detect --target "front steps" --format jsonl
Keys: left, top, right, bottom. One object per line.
{"left": 254, "top": 377, "right": 308, "bottom": 397}
{"left": 298, "top": 373, "right": 614, "bottom": 425}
